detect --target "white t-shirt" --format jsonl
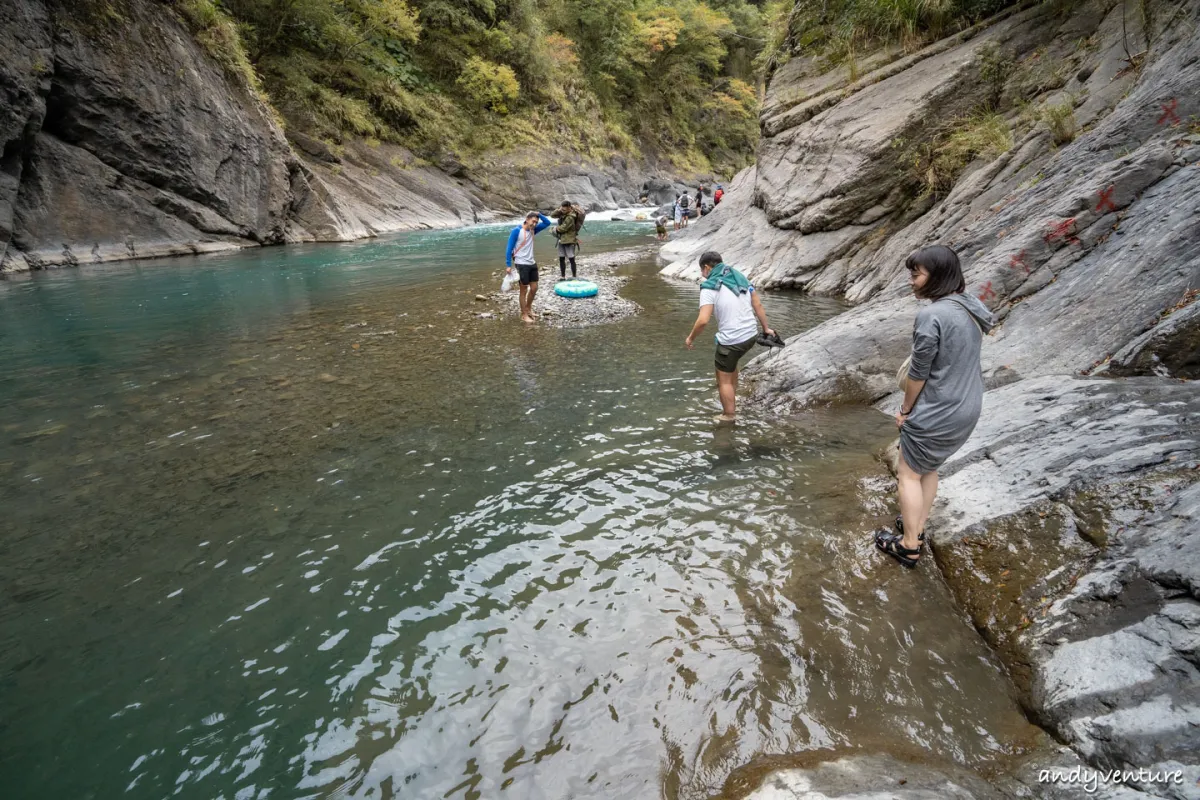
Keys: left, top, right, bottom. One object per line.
{"left": 700, "top": 284, "right": 758, "bottom": 345}
{"left": 512, "top": 227, "right": 536, "bottom": 265}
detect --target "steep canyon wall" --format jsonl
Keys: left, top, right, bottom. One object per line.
{"left": 0, "top": 0, "right": 673, "bottom": 274}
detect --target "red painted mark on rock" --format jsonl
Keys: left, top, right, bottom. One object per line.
{"left": 1044, "top": 217, "right": 1080, "bottom": 246}
{"left": 1096, "top": 185, "right": 1116, "bottom": 213}
{"left": 978, "top": 281, "right": 997, "bottom": 302}
{"left": 1158, "top": 98, "right": 1180, "bottom": 126}
{"left": 1009, "top": 250, "right": 1031, "bottom": 274}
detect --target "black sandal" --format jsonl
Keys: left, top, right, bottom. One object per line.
{"left": 893, "top": 515, "right": 927, "bottom": 543}
{"left": 874, "top": 529, "right": 922, "bottom": 568}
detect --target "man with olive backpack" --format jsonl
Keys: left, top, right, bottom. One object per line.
{"left": 550, "top": 200, "right": 587, "bottom": 280}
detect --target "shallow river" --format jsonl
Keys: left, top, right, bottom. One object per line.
{"left": 0, "top": 222, "right": 1038, "bottom": 799}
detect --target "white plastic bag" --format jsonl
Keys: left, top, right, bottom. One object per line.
{"left": 500, "top": 268, "right": 516, "bottom": 292}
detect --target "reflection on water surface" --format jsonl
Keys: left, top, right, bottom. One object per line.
{"left": 0, "top": 223, "right": 1037, "bottom": 799}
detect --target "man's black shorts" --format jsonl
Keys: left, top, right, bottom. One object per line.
{"left": 714, "top": 335, "right": 757, "bottom": 373}
{"left": 517, "top": 263, "right": 539, "bottom": 285}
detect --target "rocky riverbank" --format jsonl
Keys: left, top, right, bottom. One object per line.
{"left": 0, "top": 1, "right": 703, "bottom": 275}
{"left": 660, "top": 0, "right": 1200, "bottom": 796}
{"left": 486, "top": 246, "right": 649, "bottom": 327}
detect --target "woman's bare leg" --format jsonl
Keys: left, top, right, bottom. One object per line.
{"left": 918, "top": 470, "right": 939, "bottom": 535}
{"left": 896, "top": 453, "right": 926, "bottom": 553}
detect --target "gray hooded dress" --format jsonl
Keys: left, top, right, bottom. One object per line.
{"left": 900, "top": 292, "right": 995, "bottom": 474}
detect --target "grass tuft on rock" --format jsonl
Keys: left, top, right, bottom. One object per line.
{"left": 171, "top": 0, "right": 266, "bottom": 102}
{"left": 766, "top": 0, "right": 1021, "bottom": 78}
{"left": 917, "top": 111, "right": 1014, "bottom": 196}
{"left": 1040, "top": 99, "right": 1077, "bottom": 145}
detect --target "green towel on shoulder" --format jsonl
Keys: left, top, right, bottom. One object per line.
{"left": 700, "top": 262, "right": 751, "bottom": 294}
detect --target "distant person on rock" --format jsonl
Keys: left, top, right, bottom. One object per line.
{"left": 505, "top": 211, "right": 551, "bottom": 323}
{"left": 673, "top": 196, "right": 683, "bottom": 231}
{"left": 679, "top": 192, "right": 690, "bottom": 228}
{"left": 656, "top": 215, "right": 668, "bottom": 240}
{"left": 685, "top": 251, "right": 775, "bottom": 422}
{"left": 875, "top": 245, "right": 995, "bottom": 568}
{"left": 551, "top": 200, "right": 580, "bottom": 279}
{"left": 714, "top": 185, "right": 724, "bottom": 206}
{"left": 695, "top": 187, "right": 704, "bottom": 213}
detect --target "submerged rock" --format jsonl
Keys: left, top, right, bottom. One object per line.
{"left": 735, "top": 754, "right": 1006, "bottom": 799}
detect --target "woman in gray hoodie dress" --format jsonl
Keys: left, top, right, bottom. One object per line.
{"left": 875, "top": 245, "right": 994, "bottom": 568}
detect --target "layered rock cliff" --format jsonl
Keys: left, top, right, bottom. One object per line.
{"left": 0, "top": 0, "right": 685, "bottom": 274}
{"left": 663, "top": 0, "right": 1198, "bottom": 406}
{"left": 0, "top": 1, "right": 485, "bottom": 271}
{"left": 661, "top": 0, "right": 1200, "bottom": 796}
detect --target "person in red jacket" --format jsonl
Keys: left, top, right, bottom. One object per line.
{"left": 714, "top": 185, "right": 724, "bottom": 206}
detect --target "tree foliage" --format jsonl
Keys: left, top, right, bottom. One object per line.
{"left": 167, "top": 0, "right": 767, "bottom": 175}
{"left": 456, "top": 56, "right": 521, "bottom": 113}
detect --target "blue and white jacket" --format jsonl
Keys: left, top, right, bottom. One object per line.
{"left": 505, "top": 214, "right": 552, "bottom": 267}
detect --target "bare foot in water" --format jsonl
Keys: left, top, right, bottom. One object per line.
{"left": 521, "top": 315, "right": 535, "bottom": 324}
{"left": 714, "top": 414, "right": 736, "bottom": 423}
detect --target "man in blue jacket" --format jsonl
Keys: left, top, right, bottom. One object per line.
{"left": 506, "top": 211, "right": 551, "bottom": 323}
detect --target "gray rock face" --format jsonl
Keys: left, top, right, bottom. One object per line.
{"left": 4, "top": 1, "right": 294, "bottom": 269}
{"left": 931, "top": 377, "right": 1200, "bottom": 535}
{"left": 0, "top": 0, "right": 498, "bottom": 273}
{"left": 287, "top": 139, "right": 481, "bottom": 242}
{"left": 473, "top": 156, "right": 703, "bottom": 215}
{"left": 1000, "top": 748, "right": 1167, "bottom": 799}
{"left": 0, "top": 0, "right": 53, "bottom": 268}
{"left": 755, "top": 20, "right": 1014, "bottom": 233}
{"left": 927, "top": 376, "right": 1200, "bottom": 797}
{"left": 1106, "top": 300, "right": 1200, "bottom": 379}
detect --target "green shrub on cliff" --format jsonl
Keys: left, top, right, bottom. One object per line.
{"left": 456, "top": 57, "right": 520, "bottom": 114}
{"left": 1040, "top": 100, "right": 1077, "bottom": 145}
{"left": 171, "top": 0, "right": 265, "bottom": 100}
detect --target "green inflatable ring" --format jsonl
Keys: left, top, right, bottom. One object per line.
{"left": 554, "top": 279, "right": 599, "bottom": 298}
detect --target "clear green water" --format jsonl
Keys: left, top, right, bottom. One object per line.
{"left": 0, "top": 223, "right": 1038, "bottom": 799}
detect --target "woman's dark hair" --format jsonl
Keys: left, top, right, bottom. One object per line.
{"left": 698, "top": 251, "right": 722, "bottom": 269}
{"left": 525, "top": 211, "right": 540, "bottom": 221}
{"left": 906, "top": 245, "right": 965, "bottom": 299}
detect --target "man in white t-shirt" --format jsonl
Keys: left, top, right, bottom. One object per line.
{"left": 685, "top": 250, "right": 775, "bottom": 422}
